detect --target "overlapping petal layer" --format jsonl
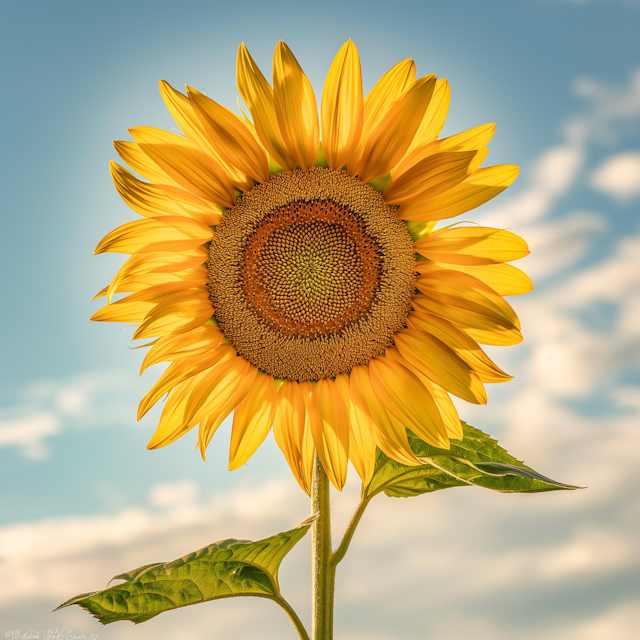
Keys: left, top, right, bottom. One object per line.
{"left": 93, "top": 39, "right": 527, "bottom": 494}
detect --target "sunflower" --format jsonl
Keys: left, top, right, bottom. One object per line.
{"left": 92, "top": 40, "right": 531, "bottom": 494}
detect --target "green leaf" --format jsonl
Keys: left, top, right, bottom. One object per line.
{"left": 365, "top": 421, "right": 580, "bottom": 499}
{"left": 55, "top": 515, "right": 316, "bottom": 625}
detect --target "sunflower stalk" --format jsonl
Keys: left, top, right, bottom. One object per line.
{"left": 311, "top": 454, "right": 335, "bottom": 640}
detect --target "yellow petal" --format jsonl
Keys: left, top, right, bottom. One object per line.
{"left": 415, "top": 259, "right": 533, "bottom": 296}
{"left": 404, "top": 78, "right": 451, "bottom": 156}
{"left": 384, "top": 150, "right": 477, "bottom": 205}
{"left": 297, "top": 380, "right": 322, "bottom": 487}
{"left": 415, "top": 226, "right": 529, "bottom": 265}
{"left": 94, "top": 268, "right": 206, "bottom": 302}
{"left": 187, "top": 87, "right": 269, "bottom": 184}
{"left": 147, "top": 372, "right": 208, "bottom": 449}
{"left": 198, "top": 368, "right": 257, "bottom": 460}
{"left": 350, "top": 364, "right": 421, "bottom": 466}
{"left": 106, "top": 249, "right": 208, "bottom": 304}
{"left": 412, "top": 294, "right": 523, "bottom": 346}
{"left": 138, "top": 343, "right": 235, "bottom": 419}
{"left": 385, "top": 347, "right": 463, "bottom": 439}
{"left": 395, "top": 123, "right": 495, "bottom": 178}
{"left": 393, "top": 328, "right": 487, "bottom": 404}
{"left": 399, "top": 165, "right": 519, "bottom": 222}
{"left": 185, "top": 356, "right": 253, "bottom": 427}
{"left": 159, "top": 81, "right": 254, "bottom": 192}
{"left": 334, "top": 373, "right": 376, "bottom": 486}
{"left": 94, "top": 216, "right": 213, "bottom": 255}
{"left": 309, "top": 378, "right": 349, "bottom": 491}
{"left": 407, "top": 311, "right": 511, "bottom": 383}
{"left": 415, "top": 270, "right": 520, "bottom": 329}
{"left": 113, "top": 140, "right": 181, "bottom": 187}
{"left": 229, "top": 374, "right": 278, "bottom": 470}
{"left": 129, "top": 127, "right": 236, "bottom": 207}
{"left": 369, "top": 357, "right": 449, "bottom": 449}
{"left": 90, "top": 298, "right": 154, "bottom": 323}
{"left": 110, "top": 162, "right": 222, "bottom": 225}
{"left": 357, "top": 74, "right": 436, "bottom": 183}
{"left": 140, "top": 325, "right": 224, "bottom": 373}
{"left": 132, "top": 294, "right": 213, "bottom": 340}
{"left": 273, "top": 380, "right": 313, "bottom": 495}
{"left": 272, "top": 41, "right": 319, "bottom": 170}
{"left": 321, "top": 40, "right": 364, "bottom": 171}
{"left": 236, "top": 43, "right": 297, "bottom": 171}
{"left": 91, "top": 282, "right": 204, "bottom": 324}
{"left": 348, "top": 59, "right": 416, "bottom": 175}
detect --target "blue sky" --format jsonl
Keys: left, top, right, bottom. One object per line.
{"left": 1, "top": 0, "right": 640, "bottom": 638}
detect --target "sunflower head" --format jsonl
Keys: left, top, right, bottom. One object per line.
{"left": 92, "top": 40, "right": 531, "bottom": 494}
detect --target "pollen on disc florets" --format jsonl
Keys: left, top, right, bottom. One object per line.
{"left": 208, "top": 167, "right": 415, "bottom": 381}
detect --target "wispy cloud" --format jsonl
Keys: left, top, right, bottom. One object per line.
{"left": 590, "top": 151, "right": 640, "bottom": 201}
{"left": 0, "top": 370, "right": 141, "bottom": 459}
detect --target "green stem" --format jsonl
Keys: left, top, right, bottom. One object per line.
{"left": 330, "top": 497, "right": 370, "bottom": 567}
{"left": 311, "top": 454, "right": 335, "bottom": 640}
{"left": 274, "top": 594, "right": 310, "bottom": 640}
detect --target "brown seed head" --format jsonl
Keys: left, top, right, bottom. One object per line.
{"left": 209, "top": 167, "right": 415, "bottom": 381}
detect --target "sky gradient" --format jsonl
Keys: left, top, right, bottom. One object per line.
{"left": 1, "top": 0, "right": 640, "bottom": 638}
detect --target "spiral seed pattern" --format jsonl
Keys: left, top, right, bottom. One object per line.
{"left": 208, "top": 167, "right": 415, "bottom": 381}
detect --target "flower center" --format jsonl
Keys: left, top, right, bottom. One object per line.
{"left": 208, "top": 167, "right": 415, "bottom": 381}
{"left": 241, "top": 200, "right": 381, "bottom": 339}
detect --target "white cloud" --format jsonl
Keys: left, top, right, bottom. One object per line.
{"left": 590, "top": 151, "right": 640, "bottom": 201}
{"left": 0, "top": 479, "right": 307, "bottom": 607}
{"left": 148, "top": 479, "right": 199, "bottom": 507}
{"left": 0, "top": 369, "right": 142, "bottom": 459}
{"left": 567, "top": 68, "right": 640, "bottom": 146}
{"left": 0, "top": 412, "right": 61, "bottom": 460}
{"left": 477, "top": 145, "right": 584, "bottom": 228}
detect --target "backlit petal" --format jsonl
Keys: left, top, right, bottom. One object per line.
{"left": 350, "top": 364, "right": 421, "bottom": 466}
{"left": 237, "top": 43, "right": 297, "bottom": 171}
{"left": 229, "top": 374, "right": 277, "bottom": 470}
{"left": 146, "top": 372, "right": 208, "bottom": 449}
{"left": 385, "top": 347, "right": 463, "bottom": 439}
{"left": 404, "top": 78, "right": 451, "bottom": 156}
{"left": 348, "top": 59, "right": 415, "bottom": 175}
{"left": 399, "top": 165, "right": 519, "bottom": 222}
{"left": 106, "top": 249, "right": 208, "bottom": 304}
{"left": 132, "top": 294, "right": 213, "bottom": 340}
{"left": 185, "top": 356, "right": 254, "bottom": 428}
{"left": 94, "top": 216, "right": 213, "bottom": 255}
{"left": 415, "top": 226, "right": 529, "bottom": 265}
{"left": 357, "top": 75, "right": 436, "bottom": 183}
{"left": 415, "top": 270, "right": 520, "bottom": 329}
{"left": 309, "top": 378, "right": 349, "bottom": 491}
{"left": 159, "top": 80, "right": 255, "bottom": 192}
{"left": 129, "top": 127, "right": 236, "bottom": 207}
{"left": 273, "top": 41, "right": 319, "bottom": 169}
{"left": 415, "top": 259, "right": 533, "bottom": 296}
{"left": 140, "top": 325, "right": 224, "bottom": 373}
{"left": 110, "top": 161, "right": 222, "bottom": 225}
{"left": 395, "top": 123, "right": 495, "bottom": 178}
{"left": 114, "top": 140, "right": 181, "bottom": 187}
{"left": 369, "top": 357, "right": 449, "bottom": 449}
{"left": 197, "top": 369, "right": 257, "bottom": 460}
{"left": 138, "top": 344, "right": 235, "bottom": 419}
{"left": 412, "top": 294, "right": 523, "bottom": 346}
{"left": 384, "top": 150, "right": 477, "bottom": 205}
{"left": 407, "top": 311, "right": 511, "bottom": 383}
{"left": 334, "top": 373, "right": 376, "bottom": 485}
{"left": 321, "top": 40, "right": 364, "bottom": 171}
{"left": 394, "top": 328, "right": 487, "bottom": 404}
{"left": 188, "top": 87, "right": 269, "bottom": 183}
{"left": 273, "top": 380, "right": 313, "bottom": 495}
